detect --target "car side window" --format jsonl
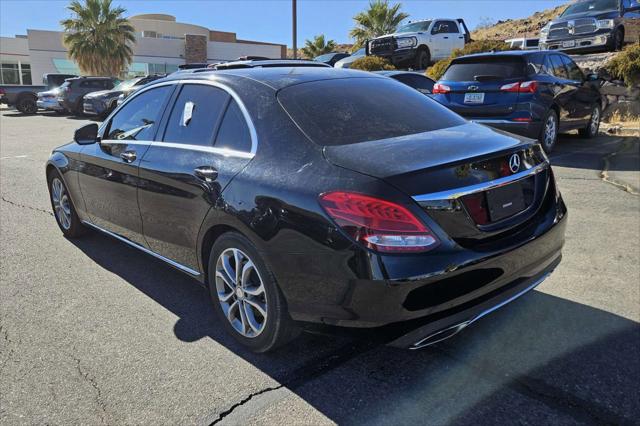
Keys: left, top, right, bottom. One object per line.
{"left": 394, "top": 74, "right": 434, "bottom": 94}
{"left": 105, "top": 86, "right": 172, "bottom": 141}
{"left": 549, "top": 55, "right": 569, "bottom": 79}
{"left": 163, "top": 84, "right": 230, "bottom": 146}
{"left": 432, "top": 20, "right": 459, "bottom": 34}
{"left": 561, "top": 56, "right": 584, "bottom": 81}
{"left": 527, "top": 53, "right": 546, "bottom": 75}
{"left": 214, "top": 99, "right": 252, "bottom": 153}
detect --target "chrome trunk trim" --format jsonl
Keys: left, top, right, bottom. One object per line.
{"left": 412, "top": 162, "right": 548, "bottom": 202}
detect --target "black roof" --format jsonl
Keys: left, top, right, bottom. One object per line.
{"left": 213, "top": 59, "right": 331, "bottom": 70}
{"left": 161, "top": 67, "right": 383, "bottom": 91}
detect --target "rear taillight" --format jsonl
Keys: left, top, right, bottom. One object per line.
{"left": 319, "top": 191, "right": 439, "bottom": 253}
{"left": 432, "top": 83, "right": 451, "bottom": 94}
{"left": 500, "top": 81, "right": 538, "bottom": 93}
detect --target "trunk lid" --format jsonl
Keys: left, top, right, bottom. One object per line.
{"left": 324, "top": 123, "right": 550, "bottom": 246}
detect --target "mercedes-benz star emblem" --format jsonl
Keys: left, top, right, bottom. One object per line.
{"left": 509, "top": 153, "right": 521, "bottom": 174}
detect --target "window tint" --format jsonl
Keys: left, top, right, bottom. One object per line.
{"left": 442, "top": 57, "right": 526, "bottom": 81}
{"left": 278, "top": 77, "right": 465, "bottom": 146}
{"left": 561, "top": 55, "right": 584, "bottom": 81}
{"left": 432, "top": 20, "right": 459, "bottom": 34}
{"left": 80, "top": 80, "right": 106, "bottom": 89}
{"left": 215, "top": 100, "right": 252, "bottom": 152}
{"left": 106, "top": 86, "right": 172, "bottom": 141}
{"left": 393, "top": 74, "right": 434, "bottom": 94}
{"left": 163, "top": 84, "right": 229, "bottom": 146}
{"left": 549, "top": 55, "right": 569, "bottom": 79}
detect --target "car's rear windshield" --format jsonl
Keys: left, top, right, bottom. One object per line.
{"left": 277, "top": 77, "right": 464, "bottom": 146}
{"left": 442, "top": 56, "right": 526, "bottom": 82}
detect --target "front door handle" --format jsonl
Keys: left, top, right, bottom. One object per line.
{"left": 120, "top": 150, "right": 136, "bottom": 163}
{"left": 194, "top": 166, "right": 218, "bottom": 182}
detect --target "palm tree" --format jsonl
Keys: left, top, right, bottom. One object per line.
{"left": 300, "top": 34, "right": 337, "bottom": 58}
{"left": 349, "top": 0, "right": 409, "bottom": 48}
{"left": 61, "top": 0, "right": 135, "bottom": 77}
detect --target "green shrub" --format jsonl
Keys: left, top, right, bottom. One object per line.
{"left": 350, "top": 56, "right": 396, "bottom": 71}
{"left": 426, "top": 39, "right": 515, "bottom": 80}
{"left": 606, "top": 43, "right": 640, "bottom": 87}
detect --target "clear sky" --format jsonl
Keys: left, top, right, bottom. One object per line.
{"left": 1, "top": 0, "right": 568, "bottom": 46}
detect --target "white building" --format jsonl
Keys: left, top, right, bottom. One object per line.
{"left": 0, "top": 13, "right": 286, "bottom": 85}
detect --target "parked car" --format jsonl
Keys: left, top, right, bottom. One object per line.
{"left": 505, "top": 37, "right": 540, "bottom": 50}
{"left": 83, "top": 75, "right": 165, "bottom": 118}
{"left": 539, "top": 0, "right": 640, "bottom": 52}
{"left": 0, "top": 73, "right": 76, "bottom": 114}
{"left": 375, "top": 71, "right": 435, "bottom": 94}
{"left": 432, "top": 50, "right": 602, "bottom": 152}
{"left": 334, "top": 48, "right": 366, "bottom": 68}
{"left": 313, "top": 52, "right": 350, "bottom": 66}
{"left": 367, "top": 18, "right": 471, "bottom": 69}
{"left": 57, "top": 76, "right": 116, "bottom": 115}
{"left": 46, "top": 67, "right": 566, "bottom": 352}
{"left": 37, "top": 88, "right": 66, "bottom": 113}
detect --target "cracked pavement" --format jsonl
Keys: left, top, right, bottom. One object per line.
{"left": 1, "top": 108, "right": 639, "bottom": 425}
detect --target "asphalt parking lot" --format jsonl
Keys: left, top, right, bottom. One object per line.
{"left": 1, "top": 108, "right": 639, "bottom": 425}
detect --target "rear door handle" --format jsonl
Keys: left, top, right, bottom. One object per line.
{"left": 194, "top": 166, "right": 218, "bottom": 182}
{"left": 120, "top": 150, "right": 136, "bottom": 163}
{"left": 443, "top": 36, "right": 449, "bottom": 39}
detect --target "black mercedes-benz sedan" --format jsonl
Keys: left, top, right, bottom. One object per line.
{"left": 46, "top": 67, "right": 567, "bottom": 352}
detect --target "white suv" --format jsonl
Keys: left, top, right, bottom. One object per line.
{"left": 367, "top": 19, "right": 471, "bottom": 69}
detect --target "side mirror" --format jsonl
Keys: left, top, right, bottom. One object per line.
{"left": 586, "top": 73, "right": 600, "bottom": 82}
{"left": 74, "top": 123, "right": 99, "bottom": 145}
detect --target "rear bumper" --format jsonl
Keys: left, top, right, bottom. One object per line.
{"left": 37, "top": 99, "right": 62, "bottom": 110}
{"left": 287, "top": 187, "right": 567, "bottom": 329}
{"left": 471, "top": 119, "right": 542, "bottom": 139}
{"left": 386, "top": 256, "right": 559, "bottom": 348}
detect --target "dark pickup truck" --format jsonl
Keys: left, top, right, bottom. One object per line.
{"left": 539, "top": 0, "right": 640, "bottom": 52}
{"left": 0, "top": 73, "right": 76, "bottom": 114}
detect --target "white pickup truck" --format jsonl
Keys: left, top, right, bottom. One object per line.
{"left": 367, "top": 18, "right": 471, "bottom": 69}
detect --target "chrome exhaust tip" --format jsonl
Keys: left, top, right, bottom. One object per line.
{"left": 409, "top": 321, "right": 471, "bottom": 350}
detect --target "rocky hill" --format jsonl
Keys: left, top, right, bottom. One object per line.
{"left": 471, "top": 3, "right": 568, "bottom": 40}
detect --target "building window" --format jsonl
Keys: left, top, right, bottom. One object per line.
{"left": 20, "top": 63, "right": 32, "bottom": 85}
{"left": 1, "top": 62, "right": 20, "bottom": 85}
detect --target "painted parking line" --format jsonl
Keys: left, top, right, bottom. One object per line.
{"left": 0, "top": 155, "right": 28, "bottom": 160}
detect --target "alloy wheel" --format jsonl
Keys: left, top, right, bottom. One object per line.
{"left": 590, "top": 107, "right": 600, "bottom": 136}
{"left": 544, "top": 114, "right": 557, "bottom": 149}
{"left": 51, "top": 178, "right": 71, "bottom": 230}
{"left": 215, "top": 248, "right": 268, "bottom": 338}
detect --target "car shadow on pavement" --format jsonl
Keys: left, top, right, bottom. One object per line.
{"left": 1, "top": 111, "right": 101, "bottom": 121}
{"left": 551, "top": 133, "right": 640, "bottom": 172}
{"left": 68, "top": 230, "right": 640, "bottom": 424}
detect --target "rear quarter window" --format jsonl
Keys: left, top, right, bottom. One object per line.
{"left": 443, "top": 56, "right": 526, "bottom": 81}
{"left": 277, "top": 77, "right": 464, "bottom": 146}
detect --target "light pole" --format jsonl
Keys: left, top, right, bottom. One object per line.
{"left": 292, "top": 0, "right": 297, "bottom": 59}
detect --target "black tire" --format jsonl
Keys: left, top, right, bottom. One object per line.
{"left": 47, "top": 169, "right": 86, "bottom": 238}
{"left": 73, "top": 98, "right": 84, "bottom": 116}
{"left": 55, "top": 109, "right": 67, "bottom": 115}
{"left": 578, "top": 105, "right": 601, "bottom": 139}
{"left": 16, "top": 96, "right": 37, "bottom": 114}
{"left": 539, "top": 109, "right": 559, "bottom": 153}
{"left": 612, "top": 27, "right": 624, "bottom": 51}
{"left": 208, "top": 232, "right": 300, "bottom": 352}
{"left": 414, "top": 47, "right": 431, "bottom": 70}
